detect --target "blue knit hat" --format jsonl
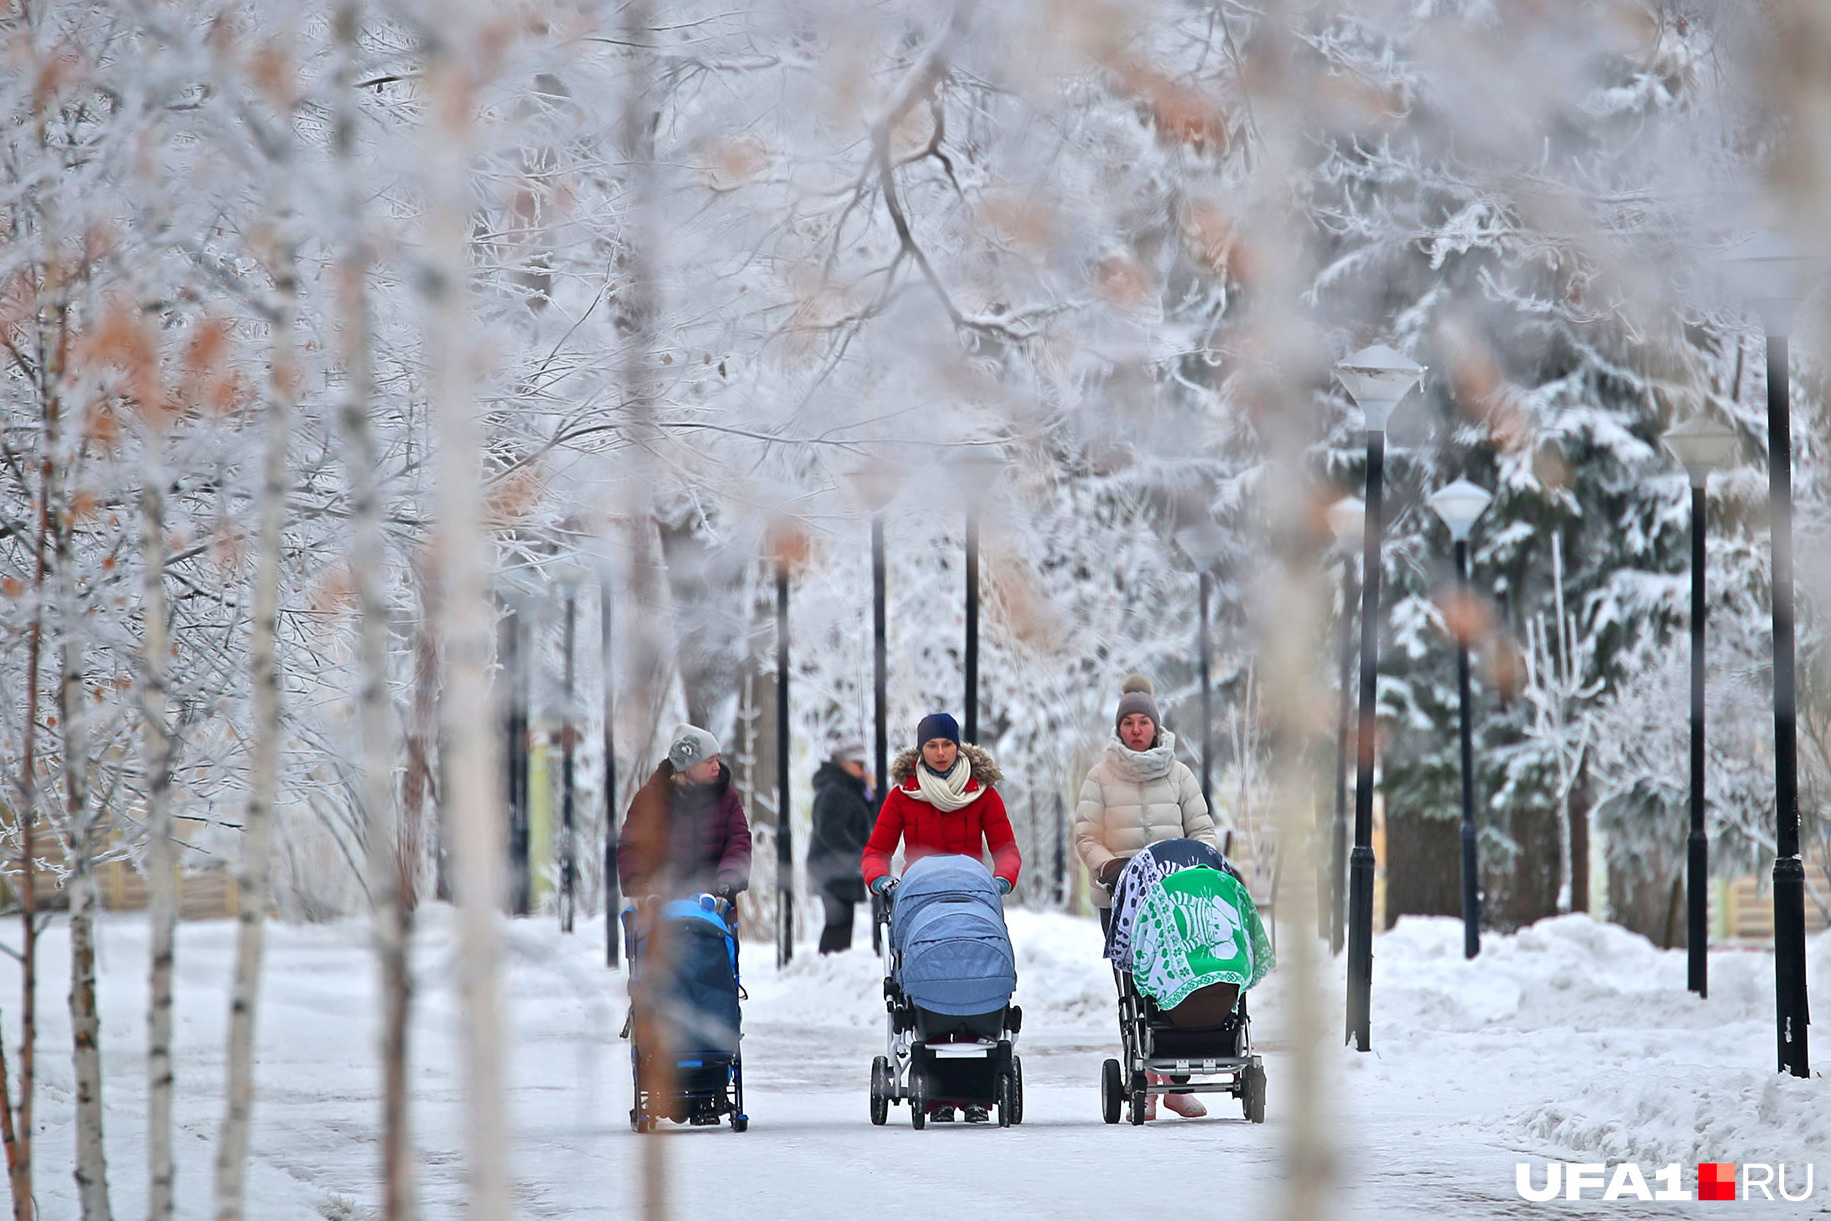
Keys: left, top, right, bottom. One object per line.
{"left": 916, "top": 712, "right": 960, "bottom": 748}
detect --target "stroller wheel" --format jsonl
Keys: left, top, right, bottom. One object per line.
{"left": 1241, "top": 1057, "right": 1267, "bottom": 1124}
{"left": 909, "top": 1073, "right": 927, "bottom": 1130}
{"left": 731, "top": 1114, "right": 749, "bottom": 1133}
{"left": 1127, "top": 1070, "right": 1148, "bottom": 1126}
{"left": 1100, "top": 1058, "right": 1122, "bottom": 1125}
{"left": 869, "top": 1056, "right": 891, "bottom": 1126}
{"left": 1008, "top": 1055, "right": 1024, "bottom": 1126}
{"left": 995, "top": 1072, "right": 1014, "bottom": 1128}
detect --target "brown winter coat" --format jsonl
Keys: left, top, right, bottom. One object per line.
{"left": 618, "top": 760, "right": 753, "bottom": 899}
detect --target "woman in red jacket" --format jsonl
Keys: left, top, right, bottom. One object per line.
{"left": 862, "top": 713, "right": 1021, "bottom": 897}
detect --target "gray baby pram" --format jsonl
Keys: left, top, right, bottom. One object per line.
{"left": 868, "top": 855, "right": 1024, "bottom": 1129}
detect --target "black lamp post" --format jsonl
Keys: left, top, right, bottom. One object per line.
{"left": 1174, "top": 522, "right": 1229, "bottom": 816}
{"left": 950, "top": 450, "right": 1004, "bottom": 744}
{"left": 1727, "top": 234, "right": 1819, "bottom": 1077}
{"left": 847, "top": 462, "right": 902, "bottom": 952}
{"left": 1427, "top": 478, "right": 1494, "bottom": 961}
{"left": 775, "top": 549, "right": 794, "bottom": 969}
{"left": 1663, "top": 416, "right": 1736, "bottom": 998}
{"left": 1326, "top": 496, "right": 1364, "bottom": 956}
{"left": 1335, "top": 343, "right": 1426, "bottom": 1052}
{"left": 559, "top": 584, "right": 578, "bottom": 934}
{"left": 602, "top": 576, "right": 619, "bottom": 966}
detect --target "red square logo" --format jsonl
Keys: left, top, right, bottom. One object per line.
{"left": 1698, "top": 1163, "right": 1736, "bottom": 1201}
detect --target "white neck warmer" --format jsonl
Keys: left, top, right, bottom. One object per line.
{"left": 1107, "top": 730, "right": 1178, "bottom": 782}
{"left": 912, "top": 757, "right": 984, "bottom": 812}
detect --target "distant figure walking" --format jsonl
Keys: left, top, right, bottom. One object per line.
{"left": 809, "top": 737, "right": 875, "bottom": 954}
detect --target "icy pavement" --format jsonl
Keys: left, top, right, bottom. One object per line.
{"left": 14, "top": 908, "right": 1831, "bottom": 1218}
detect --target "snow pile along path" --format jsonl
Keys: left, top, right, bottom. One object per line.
{"left": 1354, "top": 915, "right": 1831, "bottom": 1176}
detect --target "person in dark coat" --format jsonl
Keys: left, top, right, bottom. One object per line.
{"left": 808, "top": 738, "right": 875, "bottom": 954}
{"left": 618, "top": 723, "right": 753, "bottom": 900}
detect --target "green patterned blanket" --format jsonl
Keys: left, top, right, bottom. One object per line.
{"left": 1130, "top": 867, "right": 1274, "bottom": 1010}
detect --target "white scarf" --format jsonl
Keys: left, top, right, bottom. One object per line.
{"left": 912, "top": 757, "right": 985, "bottom": 812}
{"left": 1106, "top": 730, "right": 1177, "bottom": 783}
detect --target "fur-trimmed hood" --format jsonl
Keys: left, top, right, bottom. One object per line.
{"left": 890, "top": 742, "right": 1001, "bottom": 788}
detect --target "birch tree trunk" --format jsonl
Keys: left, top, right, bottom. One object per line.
{"left": 1240, "top": 8, "right": 1331, "bottom": 1221}
{"left": 333, "top": 4, "right": 416, "bottom": 1215}
{"left": 63, "top": 473, "right": 112, "bottom": 1219}
{"left": 6, "top": 361, "right": 51, "bottom": 1221}
{"left": 212, "top": 230, "right": 298, "bottom": 1221}
{"left": 611, "top": 7, "right": 676, "bottom": 1216}
{"left": 423, "top": 7, "right": 511, "bottom": 1217}
{"left": 141, "top": 420, "right": 178, "bottom": 1221}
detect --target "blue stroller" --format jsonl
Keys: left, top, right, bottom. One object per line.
{"left": 868, "top": 855, "right": 1024, "bottom": 1129}
{"left": 623, "top": 896, "right": 748, "bottom": 1132}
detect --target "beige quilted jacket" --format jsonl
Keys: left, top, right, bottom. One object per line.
{"left": 1073, "top": 731, "right": 1219, "bottom": 908}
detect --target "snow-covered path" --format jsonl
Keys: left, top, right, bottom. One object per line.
{"left": 16, "top": 910, "right": 1831, "bottom": 1218}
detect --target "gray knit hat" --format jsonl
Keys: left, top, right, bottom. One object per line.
{"left": 667, "top": 723, "right": 721, "bottom": 771}
{"left": 1114, "top": 674, "right": 1160, "bottom": 735}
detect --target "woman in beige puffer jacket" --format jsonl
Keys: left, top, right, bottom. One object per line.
{"left": 1076, "top": 674, "right": 1222, "bottom": 1120}
{"left": 1073, "top": 675, "right": 1220, "bottom": 915}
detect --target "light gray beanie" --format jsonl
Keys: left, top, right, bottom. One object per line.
{"left": 1114, "top": 674, "right": 1160, "bottom": 735}
{"left": 667, "top": 723, "right": 721, "bottom": 771}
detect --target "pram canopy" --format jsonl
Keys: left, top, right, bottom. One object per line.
{"left": 1104, "top": 839, "right": 1273, "bottom": 1010}
{"left": 633, "top": 898, "right": 742, "bottom": 1057}
{"left": 890, "top": 855, "right": 1017, "bottom": 1017}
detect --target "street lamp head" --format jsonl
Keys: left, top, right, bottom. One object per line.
{"left": 1663, "top": 416, "right": 1737, "bottom": 488}
{"left": 1334, "top": 344, "right": 1427, "bottom": 433}
{"left": 1721, "top": 231, "right": 1828, "bottom": 336}
{"left": 1427, "top": 478, "right": 1493, "bottom": 543}
{"left": 1326, "top": 495, "right": 1365, "bottom": 549}
{"left": 844, "top": 460, "right": 904, "bottom": 513}
{"left": 1174, "top": 521, "right": 1229, "bottom": 569}
{"left": 944, "top": 445, "right": 1008, "bottom": 508}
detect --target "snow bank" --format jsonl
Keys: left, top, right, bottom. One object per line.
{"left": 1367, "top": 914, "right": 1831, "bottom": 1170}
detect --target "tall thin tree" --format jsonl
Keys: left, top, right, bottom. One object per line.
{"left": 333, "top": 2, "right": 416, "bottom": 1213}
{"left": 213, "top": 108, "right": 300, "bottom": 1221}
{"left": 422, "top": 2, "right": 511, "bottom": 1215}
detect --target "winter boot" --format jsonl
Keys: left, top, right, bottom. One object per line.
{"left": 1162, "top": 1088, "right": 1207, "bottom": 1119}
{"left": 963, "top": 1105, "right": 991, "bottom": 1124}
{"left": 930, "top": 1104, "right": 956, "bottom": 1122}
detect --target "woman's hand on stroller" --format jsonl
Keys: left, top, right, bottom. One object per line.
{"left": 1096, "top": 857, "right": 1124, "bottom": 890}
{"left": 994, "top": 877, "right": 1013, "bottom": 896}
{"left": 870, "top": 875, "right": 897, "bottom": 900}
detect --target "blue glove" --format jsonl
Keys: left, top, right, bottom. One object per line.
{"left": 995, "top": 877, "right": 1012, "bottom": 896}
{"left": 871, "top": 875, "right": 896, "bottom": 897}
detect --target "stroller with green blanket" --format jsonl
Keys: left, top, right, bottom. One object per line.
{"left": 1099, "top": 839, "right": 1273, "bottom": 1125}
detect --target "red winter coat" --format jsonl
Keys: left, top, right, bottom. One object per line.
{"left": 860, "top": 744, "right": 1021, "bottom": 888}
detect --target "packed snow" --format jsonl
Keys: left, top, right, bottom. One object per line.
{"left": 16, "top": 910, "right": 1830, "bottom": 1218}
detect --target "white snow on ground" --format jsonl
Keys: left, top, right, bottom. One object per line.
{"left": 12, "top": 909, "right": 1830, "bottom": 1218}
